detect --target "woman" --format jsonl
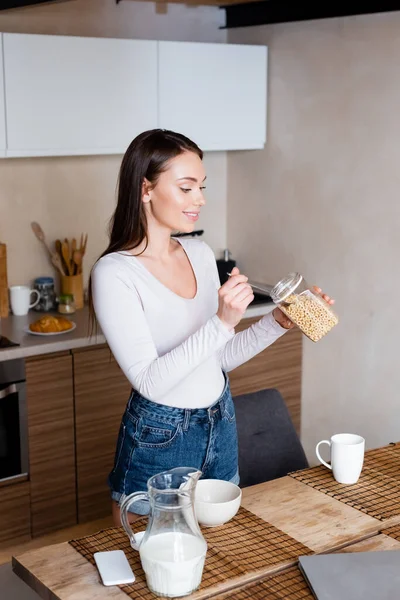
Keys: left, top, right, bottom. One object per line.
{"left": 90, "top": 129, "right": 333, "bottom": 524}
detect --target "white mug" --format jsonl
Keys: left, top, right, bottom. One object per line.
{"left": 9, "top": 285, "right": 40, "bottom": 316}
{"left": 316, "top": 433, "right": 365, "bottom": 484}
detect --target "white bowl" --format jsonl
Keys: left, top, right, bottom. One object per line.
{"left": 195, "top": 479, "right": 242, "bottom": 527}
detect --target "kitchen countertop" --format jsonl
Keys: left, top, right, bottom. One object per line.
{"left": 0, "top": 301, "right": 274, "bottom": 362}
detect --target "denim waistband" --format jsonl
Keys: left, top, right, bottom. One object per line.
{"left": 127, "top": 373, "right": 231, "bottom": 424}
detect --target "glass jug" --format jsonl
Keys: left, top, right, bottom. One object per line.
{"left": 120, "top": 467, "right": 207, "bottom": 598}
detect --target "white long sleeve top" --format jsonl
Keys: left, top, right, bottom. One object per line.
{"left": 92, "top": 238, "right": 287, "bottom": 409}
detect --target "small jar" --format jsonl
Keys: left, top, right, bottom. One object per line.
{"left": 270, "top": 272, "right": 338, "bottom": 342}
{"left": 58, "top": 293, "right": 76, "bottom": 315}
{"left": 33, "top": 277, "right": 57, "bottom": 312}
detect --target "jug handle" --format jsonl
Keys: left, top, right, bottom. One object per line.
{"left": 120, "top": 492, "right": 148, "bottom": 551}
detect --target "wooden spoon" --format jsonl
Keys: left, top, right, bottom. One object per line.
{"left": 32, "top": 222, "right": 66, "bottom": 275}
{"left": 71, "top": 238, "right": 77, "bottom": 274}
{"left": 81, "top": 233, "right": 88, "bottom": 256}
{"left": 51, "top": 252, "right": 66, "bottom": 276}
{"left": 73, "top": 249, "right": 83, "bottom": 274}
{"left": 55, "top": 239, "right": 62, "bottom": 257}
{"left": 61, "top": 241, "right": 73, "bottom": 276}
{"left": 31, "top": 222, "right": 53, "bottom": 257}
{"left": 55, "top": 239, "right": 68, "bottom": 274}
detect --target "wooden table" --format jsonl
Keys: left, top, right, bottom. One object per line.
{"left": 13, "top": 475, "right": 400, "bottom": 600}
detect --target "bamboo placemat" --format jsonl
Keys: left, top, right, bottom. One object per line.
{"left": 289, "top": 442, "right": 400, "bottom": 520}
{"left": 69, "top": 507, "right": 312, "bottom": 600}
{"left": 211, "top": 566, "right": 312, "bottom": 600}
{"left": 382, "top": 522, "right": 400, "bottom": 541}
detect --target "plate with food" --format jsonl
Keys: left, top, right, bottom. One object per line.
{"left": 25, "top": 315, "right": 76, "bottom": 336}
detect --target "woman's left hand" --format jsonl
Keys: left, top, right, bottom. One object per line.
{"left": 273, "top": 286, "right": 335, "bottom": 330}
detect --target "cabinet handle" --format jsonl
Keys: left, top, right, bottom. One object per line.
{"left": 0, "top": 384, "right": 17, "bottom": 399}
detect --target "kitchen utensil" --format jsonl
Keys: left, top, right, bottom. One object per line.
{"left": 55, "top": 239, "right": 62, "bottom": 257}
{"left": 31, "top": 222, "right": 53, "bottom": 257}
{"left": 51, "top": 252, "right": 66, "bottom": 276}
{"left": 55, "top": 239, "right": 68, "bottom": 275}
{"left": 120, "top": 467, "right": 207, "bottom": 597}
{"left": 31, "top": 224, "right": 66, "bottom": 276}
{"left": 72, "top": 249, "right": 83, "bottom": 274}
{"left": 61, "top": 241, "right": 73, "bottom": 276}
{"left": 81, "top": 233, "right": 88, "bottom": 256}
{"left": 65, "top": 238, "right": 73, "bottom": 271}
{"left": 71, "top": 238, "right": 77, "bottom": 274}
{"left": 226, "top": 272, "right": 281, "bottom": 299}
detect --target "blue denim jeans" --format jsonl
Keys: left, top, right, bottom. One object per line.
{"left": 109, "top": 374, "right": 239, "bottom": 515}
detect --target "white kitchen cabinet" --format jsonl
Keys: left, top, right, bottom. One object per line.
{"left": 0, "top": 35, "right": 6, "bottom": 157}
{"left": 158, "top": 41, "right": 267, "bottom": 151}
{"left": 3, "top": 34, "right": 158, "bottom": 157}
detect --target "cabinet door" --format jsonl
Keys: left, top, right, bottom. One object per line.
{"left": 0, "top": 35, "right": 6, "bottom": 157}
{"left": 0, "top": 481, "right": 31, "bottom": 545}
{"left": 158, "top": 41, "right": 267, "bottom": 151}
{"left": 229, "top": 321, "right": 302, "bottom": 433}
{"left": 26, "top": 353, "right": 76, "bottom": 537}
{"left": 73, "top": 346, "right": 131, "bottom": 522}
{"left": 3, "top": 34, "right": 158, "bottom": 157}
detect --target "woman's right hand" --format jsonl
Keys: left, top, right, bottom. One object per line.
{"left": 217, "top": 267, "right": 254, "bottom": 330}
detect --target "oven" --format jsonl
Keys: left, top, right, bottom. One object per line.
{"left": 0, "top": 359, "right": 28, "bottom": 482}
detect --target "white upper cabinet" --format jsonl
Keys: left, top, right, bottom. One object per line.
{"left": 3, "top": 34, "right": 158, "bottom": 157}
{"left": 158, "top": 41, "right": 267, "bottom": 151}
{"left": 0, "top": 34, "right": 267, "bottom": 158}
{"left": 0, "top": 35, "right": 6, "bottom": 157}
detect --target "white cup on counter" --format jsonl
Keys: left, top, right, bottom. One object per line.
{"left": 316, "top": 433, "right": 365, "bottom": 484}
{"left": 9, "top": 285, "right": 40, "bottom": 316}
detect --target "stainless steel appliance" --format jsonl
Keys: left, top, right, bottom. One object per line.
{"left": 0, "top": 359, "right": 28, "bottom": 482}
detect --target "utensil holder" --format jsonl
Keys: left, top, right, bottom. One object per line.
{"left": 60, "top": 273, "right": 84, "bottom": 309}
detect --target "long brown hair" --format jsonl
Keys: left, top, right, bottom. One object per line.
{"left": 88, "top": 128, "right": 203, "bottom": 334}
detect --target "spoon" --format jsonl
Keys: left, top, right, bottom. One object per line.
{"left": 73, "top": 249, "right": 83, "bottom": 274}
{"left": 226, "top": 272, "right": 294, "bottom": 306}
{"left": 31, "top": 222, "right": 53, "bottom": 257}
{"left": 55, "top": 239, "right": 69, "bottom": 275}
{"left": 61, "top": 241, "right": 73, "bottom": 276}
{"left": 31, "top": 222, "right": 66, "bottom": 275}
{"left": 81, "top": 233, "right": 88, "bottom": 256}
{"left": 51, "top": 252, "right": 66, "bottom": 276}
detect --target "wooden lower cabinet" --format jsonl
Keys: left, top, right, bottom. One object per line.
{"left": 229, "top": 320, "right": 303, "bottom": 433}
{"left": 73, "top": 346, "right": 131, "bottom": 523}
{"left": 0, "top": 481, "right": 31, "bottom": 546}
{"left": 26, "top": 352, "right": 76, "bottom": 537}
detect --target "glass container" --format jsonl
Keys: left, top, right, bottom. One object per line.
{"left": 33, "top": 277, "right": 57, "bottom": 312}
{"left": 270, "top": 272, "right": 338, "bottom": 342}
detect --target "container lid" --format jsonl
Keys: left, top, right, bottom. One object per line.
{"left": 59, "top": 294, "right": 74, "bottom": 302}
{"left": 270, "top": 272, "right": 303, "bottom": 303}
{"left": 34, "top": 276, "right": 54, "bottom": 285}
